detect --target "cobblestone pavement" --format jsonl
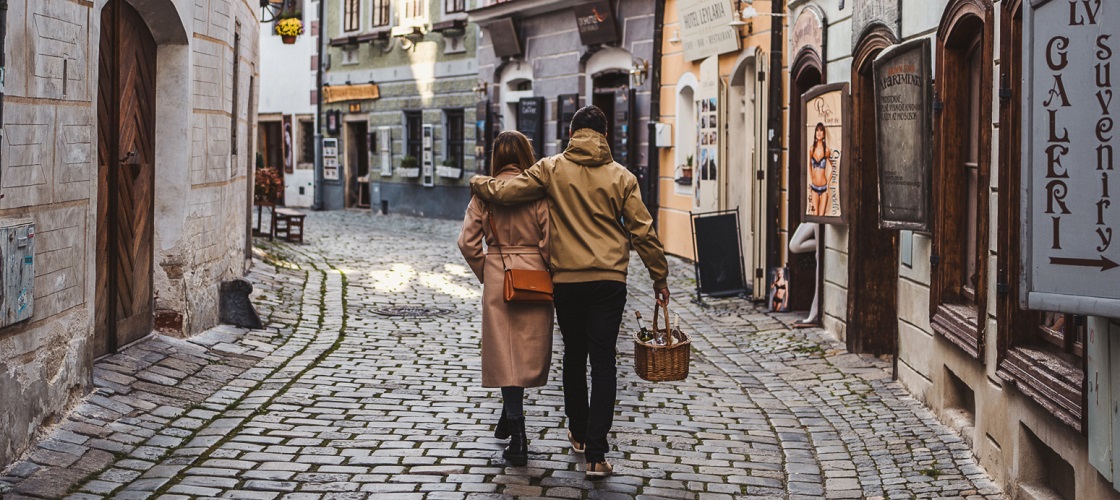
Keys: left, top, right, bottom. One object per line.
{"left": 0, "top": 211, "right": 1006, "bottom": 500}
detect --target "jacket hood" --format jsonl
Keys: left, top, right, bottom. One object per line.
{"left": 563, "top": 129, "right": 614, "bottom": 167}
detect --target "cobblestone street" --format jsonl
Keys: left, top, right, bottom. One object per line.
{"left": 1, "top": 211, "right": 1006, "bottom": 499}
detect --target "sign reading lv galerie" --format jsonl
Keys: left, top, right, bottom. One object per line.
{"left": 678, "top": 0, "right": 741, "bottom": 62}
{"left": 801, "top": 83, "right": 849, "bottom": 225}
{"left": 1023, "top": 0, "right": 1120, "bottom": 317}
{"left": 873, "top": 38, "right": 932, "bottom": 231}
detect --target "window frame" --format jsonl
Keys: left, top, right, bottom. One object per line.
{"left": 444, "top": 108, "right": 465, "bottom": 170}
{"left": 405, "top": 111, "right": 423, "bottom": 163}
{"left": 343, "top": 0, "right": 361, "bottom": 33}
{"left": 445, "top": 0, "right": 466, "bottom": 14}
{"left": 372, "top": 0, "right": 391, "bottom": 28}
{"left": 929, "top": 0, "right": 995, "bottom": 360}
{"left": 994, "top": 0, "right": 1087, "bottom": 433}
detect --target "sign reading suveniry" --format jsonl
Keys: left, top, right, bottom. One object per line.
{"left": 678, "top": 0, "right": 741, "bottom": 62}
{"left": 873, "top": 38, "right": 932, "bottom": 231}
{"left": 1023, "top": 0, "right": 1120, "bottom": 317}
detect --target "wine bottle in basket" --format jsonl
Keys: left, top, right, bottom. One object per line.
{"left": 636, "top": 312, "right": 653, "bottom": 342}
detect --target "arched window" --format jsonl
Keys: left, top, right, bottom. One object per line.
{"left": 930, "top": 0, "right": 994, "bottom": 360}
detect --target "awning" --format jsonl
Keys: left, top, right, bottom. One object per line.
{"left": 323, "top": 83, "right": 380, "bottom": 104}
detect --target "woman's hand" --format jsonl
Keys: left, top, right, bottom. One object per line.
{"left": 656, "top": 287, "right": 671, "bottom": 306}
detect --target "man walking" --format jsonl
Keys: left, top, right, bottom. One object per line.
{"left": 470, "top": 106, "right": 669, "bottom": 477}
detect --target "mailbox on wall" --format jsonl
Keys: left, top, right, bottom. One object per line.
{"left": 0, "top": 219, "right": 35, "bottom": 328}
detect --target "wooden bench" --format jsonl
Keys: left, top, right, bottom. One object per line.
{"left": 272, "top": 208, "right": 306, "bottom": 243}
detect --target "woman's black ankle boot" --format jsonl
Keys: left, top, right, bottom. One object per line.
{"left": 503, "top": 417, "right": 528, "bottom": 466}
{"left": 494, "top": 408, "right": 511, "bottom": 440}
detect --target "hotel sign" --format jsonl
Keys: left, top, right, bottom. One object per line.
{"left": 1022, "top": 0, "right": 1120, "bottom": 317}
{"left": 678, "top": 0, "right": 741, "bottom": 62}
{"left": 873, "top": 38, "right": 932, "bottom": 231}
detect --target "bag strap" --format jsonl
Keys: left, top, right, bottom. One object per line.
{"left": 486, "top": 207, "right": 510, "bottom": 272}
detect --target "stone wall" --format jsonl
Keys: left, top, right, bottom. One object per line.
{"left": 0, "top": 0, "right": 260, "bottom": 468}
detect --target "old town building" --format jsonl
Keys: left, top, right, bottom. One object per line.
{"left": 466, "top": 0, "right": 657, "bottom": 214}
{"left": 0, "top": 0, "right": 259, "bottom": 467}
{"left": 320, "top": 0, "right": 478, "bottom": 217}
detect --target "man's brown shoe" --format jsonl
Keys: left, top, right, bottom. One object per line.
{"left": 585, "top": 461, "right": 613, "bottom": 477}
{"left": 567, "top": 431, "right": 585, "bottom": 454}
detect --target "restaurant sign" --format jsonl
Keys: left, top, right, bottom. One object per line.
{"left": 678, "top": 0, "right": 741, "bottom": 62}
{"left": 873, "top": 38, "right": 932, "bottom": 231}
{"left": 1022, "top": 0, "right": 1120, "bottom": 317}
{"left": 574, "top": 1, "right": 618, "bottom": 46}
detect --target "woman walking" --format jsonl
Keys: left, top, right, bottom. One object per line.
{"left": 457, "top": 131, "right": 553, "bottom": 466}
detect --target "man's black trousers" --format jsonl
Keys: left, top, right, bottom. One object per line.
{"left": 553, "top": 280, "right": 627, "bottom": 463}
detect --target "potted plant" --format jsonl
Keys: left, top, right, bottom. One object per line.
{"left": 438, "top": 158, "right": 462, "bottom": 179}
{"left": 254, "top": 166, "right": 285, "bottom": 205}
{"left": 399, "top": 155, "right": 420, "bottom": 178}
{"left": 276, "top": 18, "right": 304, "bottom": 44}
{"left": 677, "top": 155, "right": 694, "bottom": 185}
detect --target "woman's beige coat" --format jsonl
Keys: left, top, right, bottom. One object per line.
{"left": 457, "top": 165, "right": 553, "bottom": 388}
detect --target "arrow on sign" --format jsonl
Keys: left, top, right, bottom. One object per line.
{"left": 1049, "top": 255, "right": 1119, "bottom": 271}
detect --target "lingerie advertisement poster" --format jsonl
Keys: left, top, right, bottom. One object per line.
{"left": 801, "top": 83, "right": 849, "bottom": 225}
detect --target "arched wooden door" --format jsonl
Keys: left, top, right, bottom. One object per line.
{"left": 95, "top": 0, "right": 157, "bottom": 357}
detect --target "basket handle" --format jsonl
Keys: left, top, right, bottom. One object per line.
{"left": 651, "top": 300, "right": 671, "bottom": 342}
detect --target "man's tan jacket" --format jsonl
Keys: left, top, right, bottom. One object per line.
{"left": 470, "top": 129, "right": 669, "bottom": 289}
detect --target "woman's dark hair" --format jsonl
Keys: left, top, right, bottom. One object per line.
{"left": 812, "top": 122, "right": 828, "bottom": 151}
{"left": 491, "top": 130, "right": 537, "bottom": 175}
{"left": 570, "top": 105, "right": 608, "bottom": 135}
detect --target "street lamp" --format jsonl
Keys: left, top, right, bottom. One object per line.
{"left": 472, "top": 81, "right": 489, "bottom": 101}
{"left": 630, "top": 59, "right": 650, "bottom": 87}
{"left": 668, "top": 30, "right": 682, "bottom": 46}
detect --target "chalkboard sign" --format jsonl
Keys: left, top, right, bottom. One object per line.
{"left": 557, "top": 94, "right": 580, "bottom": 151}
{"left": 691, "top": 210, "right": 748, "bottom": 298}
{"left": 517, "top": 97, "right": 545, "bottom": 160}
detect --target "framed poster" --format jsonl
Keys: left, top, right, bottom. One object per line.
{"left": 1021, "top": 0, "right": 1120, "bottom": 317}
{"left": 282, "top": 114, "right": 294, "bottom": 174}
{"left": 873, "top": 38, "right": 933, "bottom": 231}
{"left": 800, "top": 83, "right": 849, "bottom": 225}
{"left": 694, "top": 56, "right": 720, "bottom": 213}
{"left": 322, "top": 138, "right": 339, "bottom": 181}
{"left": 421, "top": 124, "right": 434, "bottom": 187}
{"left": 325, "top": 109, "right": 341, "bottom": 136}
{"left": 557, "top": 94, "right": 580, "bottom": 151}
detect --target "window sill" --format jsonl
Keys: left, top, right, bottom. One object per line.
{"left": 931, "top": 303, "right": 982, "bottom": 359}
{"left": 997, "top": 346, "right": 1084, "bottom": 432}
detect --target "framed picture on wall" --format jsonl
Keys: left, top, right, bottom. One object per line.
{"left": 800, "top": 82, "right": 850, "bottom": 225}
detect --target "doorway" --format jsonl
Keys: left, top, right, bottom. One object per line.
{"left": 95, "top": 0, "right": 157, "bottom": 357}
{"left": 727, "top": 57, "right": 764, "bottom": 296}
{"left": 787, "top": 50, "right": 824, "bottom": 312}
{"left": 345, "top": 121, "right": 370, "bottom": 208}
{"left": 847, "top": 29, "right": 900, "bottom": 355}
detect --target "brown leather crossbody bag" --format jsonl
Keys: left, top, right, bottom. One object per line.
{"left": 487, "top": 207, "right": 553, "bottom": 303}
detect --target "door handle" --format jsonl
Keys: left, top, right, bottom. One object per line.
{"left": 120, "top": 150, "right": 137, "bottom": 164}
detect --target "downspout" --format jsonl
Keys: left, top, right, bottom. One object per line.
{"left": 767, "top": 0, "right": 785, "bottom": 275}
{"left": 312, "top": 0, "right": 325, "bottom": 210}
{"left": 646, "top": 0, "right": 664, "bottom": 225}
{"left": 0, "top": 0, "right": 7, "bottom": 179}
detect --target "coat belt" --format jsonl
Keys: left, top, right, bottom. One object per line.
{"left": 487, "top": 245, "right": 541, "bottom": 255}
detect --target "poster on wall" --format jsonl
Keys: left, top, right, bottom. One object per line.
{"left": 800, "top": 83, "right": 849, "bottom": 225}
{"left": 1021, "top": 0, "right": 1120, "bottom": 317}
{"left": 322, "top": 138, "right": 339, "bottom": 181}
{"left": 767, "top": 267, "right": 790, "bottom": 312}
{"left": 694, "top": 56, "right": 720, "bottom": 213}
{"left": 873, "top": 38, "right": 932, "bottom": 231}
{"left": 282, "top": 115, "right": 294, "bottom": 174}
{"left": 421, "top": 124, "right": 435, "bottom": 187}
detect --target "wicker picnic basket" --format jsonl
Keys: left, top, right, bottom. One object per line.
{"left": 633, "top": 302, "right": 691, "bottom": 382}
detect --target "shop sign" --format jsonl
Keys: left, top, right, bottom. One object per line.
{"left": 800, "top": 83, "right": 849, "bottom": 225}
{"left": 282, "top": 114, "right": 294, "bottom": 174}
{"left": 790, "top": 6, "right": 824, "bottom": 60}
{"left": 1022, "top": 0, "right": 1120, "bottom": 317}
{"left": 574, "top": 1, "right": 618, "bottom": 46}
{"left": 323, "top": 83, "right": 379, "bottom": 104}
{"left": 851, "top": 0, "right": 899, "bottom": 46}
{"left": 678, "top": 0, "right": 741, "bottom": 62}
{"left": 873, "top": 38, "right": 932, "bottom": 231}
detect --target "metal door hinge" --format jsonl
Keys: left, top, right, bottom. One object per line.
{"left": 930, "top": 254, "right": 941, "bottom": 266}
{"left": 999, "top": 87, "right": 1013, "bottom": 101}
{"left": 997, "top": 283, "right": 1010, "bottom": 295}
{"left": 932, "top": 98, "right": 944, "bottom": 113}
{"left": 756, "top": 170, "right": 765, "bottom": 181}
{"left": 758, "top": 71, "right": 766, "bottom": 82}
{"left": 755, "top": 268, "right": 764, "bottom": 279}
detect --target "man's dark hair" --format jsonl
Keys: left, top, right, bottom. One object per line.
{"left": 570, "top": 105, "right": 608, "bottom": 135}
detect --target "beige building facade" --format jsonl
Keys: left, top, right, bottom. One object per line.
{"left": 0, "top": 0, "right": 260, "bottom": 467}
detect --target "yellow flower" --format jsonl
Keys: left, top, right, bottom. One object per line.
{"left": 275, "top": 18, "right": 304, "bottom": 37}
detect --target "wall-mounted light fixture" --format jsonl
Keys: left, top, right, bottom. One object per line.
{"left": 630, "top": 59, "right": 650, "bottom": 87}
{"left": 472, "top": 80, "right": 489, "bottom": 101}
{"left": 669, "top": 30, "right": 682, "bottom": 45}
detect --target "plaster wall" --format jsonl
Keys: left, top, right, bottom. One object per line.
{"left": 0, "top": 0, "right": 259, "bottom": 468}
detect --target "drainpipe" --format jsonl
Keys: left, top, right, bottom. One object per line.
{"left": 0, "top": 0, "right": 8, "bottom": 172}
{"left": 646, "top": 0, "right": 664, "bottom": 226}
{"left": 312, "top": 0, "right": 325, "bottom": 210}
{"left": 767, "top": 0, "right": 785, "bottom": 277}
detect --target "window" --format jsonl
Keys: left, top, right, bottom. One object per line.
{"left": 445, "top": 109, "right": 464, "bottom": 169}
{"left": 930, "top": 0, "right": 993, "bottom": 359}
{"left": 995, "top": 0, "right": 1086, "bottom": 433}
{"left": 299, "top": 120, "right": 315, "bottom": 165}
{"left": 403, "top": 0, "right": 426, "bottom": 20}
{"left": 343, "top": 0, "right": 360, "bottom": 32}
{"left": 405, "top": 111, "right": 423, "bottom": 161}
{"left": 372, "top": 0, "right": 390, "bottom": 27}
{"left": 446, "top": 0, "right": 466, "bottom": 13}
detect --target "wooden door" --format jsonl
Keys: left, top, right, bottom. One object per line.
{"left": 95, "top": 0, "right": 157, "bottom": 357}
{"left": 787, "top": 60, "right": 822, "bottom": 312}
{"left": 846, "top": 39, "right": 899, "bottom": 355}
